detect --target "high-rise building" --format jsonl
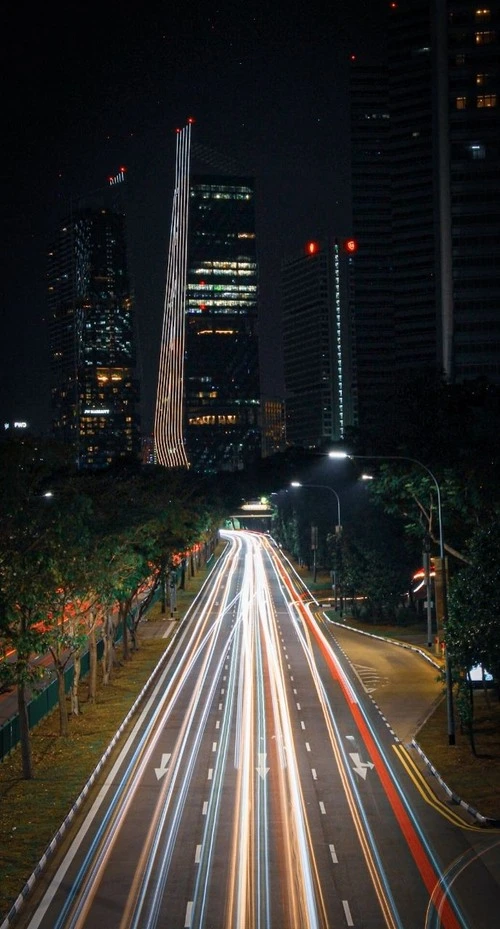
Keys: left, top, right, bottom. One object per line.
{"left": 155, "top": 124, "right": 261, "bottom": 473}
{"left": 281, "top": 239, "right": 357, "bottom": 450}
{"left": 48, "top": 174, "right": 141, "bottom": 469}
{"left": 349, "top": 62, "right": 395, "bottom": 438}
{"left": 350, "top": 0, "right": 500, "bottom": 430}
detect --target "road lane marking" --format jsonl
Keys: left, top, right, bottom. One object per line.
{"left": 392, "top": 744, "right": 486, "bottom": 831}
{"left": 349, "top": 752, "right": 375, "bottom": 779}
{"left": 195, "top": 845, "right": 201, "bottom": 863}
{"left": 305, "top": 742, "right": 311, "bottom": 752}
{"left": 208, "top": 769, "right": 213, "bottom": 780}
{"left": 256, "top": 753, "right": 270, "bottom": 779}
{"left": 312, "top": 769, "right": 317, "bottom": 780}
{"left": 202, "top": 801, "right": 208, "bottom": 814}
{"left": 319, "top": 801, "right": 326, "bottom": 814}
{"left": 296, "top": 702, "right": 301, "bottom": 710}
{"left": 343, "top": 899, "right": 354, "bottom": 926}
{"left": 154, "top": 753, "right": 171, "bottom": 780}
{"left": 216, "top": 720, "right": 220, "bottom": 729}
{"left": 329, "top": 843, "right": 338, "bottom": 863}
{"left": 301, "top": 721, "right": 305, "bottom": 729}
{"left": 185, "top": 901, "right": 193, "bottom": 926}
{"left": 212, "top": 742, "right": 217, "bottom": 752}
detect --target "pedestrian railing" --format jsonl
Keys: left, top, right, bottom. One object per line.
{"left": 0, "top": 638, "right": 105, "bottom": 762}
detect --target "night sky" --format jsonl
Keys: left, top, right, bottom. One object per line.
{"left": 2, "top": 0, "right": 386, "bottom": 436}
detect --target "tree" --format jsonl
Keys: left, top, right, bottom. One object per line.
{"left": 0, "top": 438, "right": 74, "bottom": 775}
{"left": 448, "top": 522, "right": 500, "bottom": 687}
{"left": 333, "top": 503, "right": 416, "bottom": 622}
{"left": 364, "top": 465, "right": 476, "bottom": 566}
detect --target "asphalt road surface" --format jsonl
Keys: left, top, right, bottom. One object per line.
{"left": 8, "top": 530, "right": 500, "bottom": 929}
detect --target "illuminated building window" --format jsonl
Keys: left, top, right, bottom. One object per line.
{"left": 475, "top": 30, "right": 496, "bottom": 44}
{"left": 469, "top": 143, "right": 486, "bottom": 158}
{"left": 477, "top": 93, "right": 497, "bottom": 107}
{"left": 474, "top": 9, "right": 491, "bottom": 21}
{"left": 456, "top": 96, "right": 467, "bottom": 109}
{"left": 476, "top": 73, "right": 487, "bottom": 84}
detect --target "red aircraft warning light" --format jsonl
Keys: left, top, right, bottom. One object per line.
{"left": 343, "top": 238, "right": 358, "bottom": 254}
{"left": 305, "top": 241, "right": 320, "bottom": 255}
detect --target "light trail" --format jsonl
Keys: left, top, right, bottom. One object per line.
{"left": 19, "top": 529, "right": 494, "bottom": 929}
{"left": 267, "top": 538, "right": 469, "bottom": 929}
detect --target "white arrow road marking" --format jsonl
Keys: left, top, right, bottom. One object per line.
{"left": 349, "top": 752, "right": 375, "bottom": 779}
{"left": 256, "top": 753, "right": 270, "bottom": 779}
{"left": 155, "top": 752, "right": 171, "bottom": 780}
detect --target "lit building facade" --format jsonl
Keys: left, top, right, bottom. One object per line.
{"left": 350, "top": 0, "right": 500, "bottom": 427}
{"left": 48, "top": 187, "right": 141, "bottom": 469}
{"left": 260, "top": 397, "right": 286, "bottom": 457}
{"left": 281, "top": 240, "right": 357, "bottom": 450}
{"left": 155, "top": 124, "right": 261, "bottom": 473}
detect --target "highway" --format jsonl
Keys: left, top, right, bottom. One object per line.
{"left": 12, "top": 530, "right": 500, "bottom": 929}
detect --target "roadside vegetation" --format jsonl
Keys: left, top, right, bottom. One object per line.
{"left": 266, "top": 378, "right": 500, "bottom": 756}
{"left": 0, "top": 564, "right": 217, "bottom": 920}
{"left": 0, "top": 438, "right": 239, "bottom": 780}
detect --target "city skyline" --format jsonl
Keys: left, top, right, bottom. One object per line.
{"left": 2, "top": 0, "right": 387, "bottom": 436}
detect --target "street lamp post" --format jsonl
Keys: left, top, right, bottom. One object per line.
{"left": 329, "top": 451, "right": 456, "bottom": 746}
{"left": 290, "top": 481, "right": 342, "bottom": 610}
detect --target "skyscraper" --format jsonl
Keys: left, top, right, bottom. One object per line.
{"left": 281, "top": 239, "right": 357, "bottom": 450}
{"left": 155, "top": 124, "right": 261, "bottom": 473}
{"left": 350, "top": 0, "right": 500, "bottom": 430}
{"left": 48, "top": 173, "right": 141, "bottom": 469}
{"left": 349, "top": 62, "right": 395, "bottom": 438}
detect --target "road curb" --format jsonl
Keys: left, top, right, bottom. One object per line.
{"left": 324, "top": 615, "right": 500, "bottom": 829}
{"left": 410, "top": 740, "right": 500, "bottom": 828}
{"left": 324, "top": 615, "right": 443, "bottom": 672}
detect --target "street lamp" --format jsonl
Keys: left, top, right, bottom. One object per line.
{"left": 290, "top": 482, "right": 343, "bottom": 609}
{"left": 329, "top": 450, "right": 456, "bottom": 746}
{"left": 290, "top": 482, "right": 341, "bottom": 530}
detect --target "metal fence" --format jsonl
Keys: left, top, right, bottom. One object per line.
{"left": 0, "top": 638, "right": 105, "bottom": 762}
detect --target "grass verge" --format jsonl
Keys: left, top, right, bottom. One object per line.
{"left": 416, "top": 689, "right": 500, "bottom": 821}
{"left": 0, "top": 552, "right": 220, "bottom": 921}
{"left": 0, "top": 636, "right": 168, "bottom": 919}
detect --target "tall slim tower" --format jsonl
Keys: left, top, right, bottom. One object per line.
{"left": 48, "top": 171, "right": 141, "bottom": 469}
{"left": 155, "top": 124, "right": 261, "bottom": 473}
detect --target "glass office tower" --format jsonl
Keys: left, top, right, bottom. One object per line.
{"left": 155, "top": 124, "right": 261, "bottom": 472}
{"left": 282, "top": 240, "right": 357, "bottom": 449}
{"left": 48, "top": 192, "right": 141, "bottom": 469}
{"left": 350, "top": 0, "right": 500, "bottom": 419}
